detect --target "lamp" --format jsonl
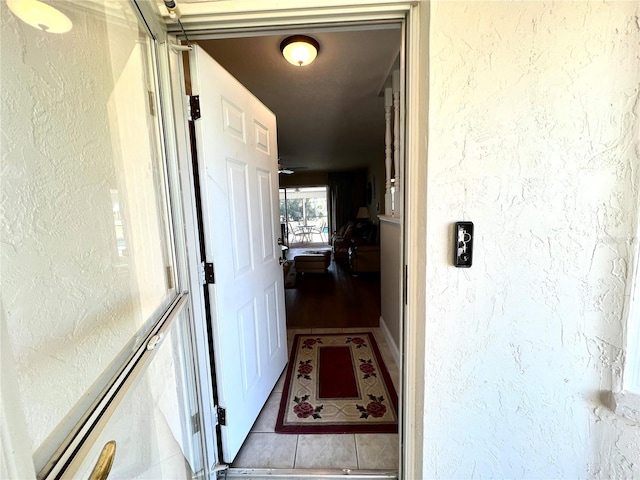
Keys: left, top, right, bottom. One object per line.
{"left": 7, "top": 0, "right": 72, "bottom": 33}
{"left": 356, "top": 207, "right": 370, "bottom": 220}
{"left": 280, "top": 35, "right": 319, "bottom": 67}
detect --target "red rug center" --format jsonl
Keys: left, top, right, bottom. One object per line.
{"left": 318, "top": 346, "right": 359, "bottom": 398}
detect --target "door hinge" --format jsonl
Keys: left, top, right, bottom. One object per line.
{"left": 404, "top": 264, "right": 408, "bottom": 305}
{"left": 191, "top": 413, "right": 201, "bottom": 434}
{"left": 166, "top": 265, "right": 174, "bottom": 289}
{"left": 147, "top": 90, "right": 156, "bottom": 116}
{"left": 212, "top": 464, "right": 229, "bottom": 476}
{"left": 216, "top": 406, "right": 226, "bottom": 426}
{"left": 200, "top": 262, "right": 215, "bottom": 285}
{"left": 189, "top": 95, "right": 201, "bottom": 120}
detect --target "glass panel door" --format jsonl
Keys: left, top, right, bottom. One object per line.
{"left": 279, "top": 186, "right": 328, "bottom": 246}
{"left": 0, "top": 0, "right": 201, "bottom": 475}
{"left": 71, "top": 305, "right": 199, "bottom": 479}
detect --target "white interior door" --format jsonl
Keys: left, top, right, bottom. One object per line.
{"left": 189, "top": 45, "right": 288, "bottom": 463}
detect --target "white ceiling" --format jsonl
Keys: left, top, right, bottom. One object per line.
{"left": 195, "top": 26, "right": 401, "bottom": 172}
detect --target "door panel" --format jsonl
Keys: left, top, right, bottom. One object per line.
{"left": 238, "top": 299, "right": 260, "bottom": 392}
{"left": 254, "top": 121, "right": 271, "bottom": 154}
{"left": 226, "top": 161, "right": 253, "bottom": 275}
{"left": 258, "top": 170, "right": 276, "bottom": 261}
{"left": 222, "top": 99, "right": 247, "bottom": 141}
{"left": 189, "top": 45, "right": 287, "bottom": 462}
{"left": 265, "top": 283, "right": 281, "bottom": 359}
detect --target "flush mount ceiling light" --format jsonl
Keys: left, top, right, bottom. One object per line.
{"left": 7, "top": 0, "right": 72, "bottom": 33}
{"left": 280, "top": 35, "right": 320, "bottom": 67}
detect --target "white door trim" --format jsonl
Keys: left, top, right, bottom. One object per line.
{"left": 401, "top": 5, "right": 428, "bottom": 480}
{"left": 164, "top": 3, "right": 428, "bottom": 478}
{"left": 164, "top": 1, "right": 415, "bottom": 33}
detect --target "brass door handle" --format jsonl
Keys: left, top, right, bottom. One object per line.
{"left": 89, "top": 441, "right": 116, "bottom": 480}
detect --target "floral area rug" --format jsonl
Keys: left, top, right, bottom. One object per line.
{"left": 275, "top": 332, "right": 398, "bottom": 433}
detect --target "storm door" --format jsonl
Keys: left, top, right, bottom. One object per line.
{"left": 0, "top": 1, "right": 204, "bottom": 478}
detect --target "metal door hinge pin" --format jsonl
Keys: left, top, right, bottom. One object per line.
{"left": 216, "top": 406, "right": 226, "bottom": 426}
{"left": 189, "top": 95, "right": 201, "bottom": 120}
{"left": 200, "top": 262, "right": 215, "bottom": 285}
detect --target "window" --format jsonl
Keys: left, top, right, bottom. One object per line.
{"left": 279, "top": 186, "right": 329, "bottom": 246}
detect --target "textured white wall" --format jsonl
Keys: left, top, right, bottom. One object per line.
{"left": 425, "top": 1, "right": 640, "bottom": 478}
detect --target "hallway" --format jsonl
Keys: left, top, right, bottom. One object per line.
{"left": 231, "top": 247, "right": 395, "bottom": 470}
{"left": 285, "top": 247, "right": 381, "bottom": 329}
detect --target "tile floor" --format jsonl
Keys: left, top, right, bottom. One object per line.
{"left": 231, "top": 328, "right": 400, "bottom": 470}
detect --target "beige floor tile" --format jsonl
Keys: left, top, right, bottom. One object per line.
{"left": 355, "top": 433, "right": 399, "bottom": 469}
{"left": 342, "top": 327, "right": 374, "bottom": 333}
{"left": 372, "top": 330, "right": 396, "bottom": 359}
{"left": 383, "top": 356, "right": 398, "bottom": 378}
{"left": 287, "top": 328, "right": 312, "bottom": 340}
{"left": 232, "top": 433, "right": 297, "bottom": 468}
{"left": 376, "top": 341, "right": 393, "bottom": 361}
{"left": 311, "top": 328, "right": 343, "bottom": 334}
{"left": 370, "top": 331, "right": 399, "bottom": 392}
{"left": 251, "top": 391, "right": 282, "bottom": 433}
{"left": 294, "top": 434, "right": 358, "bottom": 469}
{"left": 371, "top": 328, "right": 389, "bottom": 347}
{"left": 389, "top": 371, "right": 400, "bottom": 393}
{"left": 273, "top": 368, "right": 287, "bottom": 393}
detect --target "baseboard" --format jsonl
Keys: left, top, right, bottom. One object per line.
{"left": 379, "top": 316, "right": 400, "bottom": 366}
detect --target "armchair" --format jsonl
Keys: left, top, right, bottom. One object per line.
{"left": 332, "top": 221, "right": 378, "bottom": 262}
{"left": 331, "top": 222, "right": 356, "bottom": 260}
{"left": 349, "top": 244, "right": 381, "bottom": 273}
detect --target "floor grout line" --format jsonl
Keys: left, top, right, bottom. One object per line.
{"left": 353, "top": 433, "right": 360, "bottom": 469}
{"left": 293, "top": 434, "right": 299, "bottom": 468}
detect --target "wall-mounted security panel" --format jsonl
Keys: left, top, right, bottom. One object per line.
{"left": 454, "top": 222, "right": 474, "bottom": 267}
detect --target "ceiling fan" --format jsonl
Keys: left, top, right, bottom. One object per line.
{"left": 278, "top": 161, "right": 307, "bottom": 175}
{"left": 278, "top": 163, "right": 295, "bottom": 175}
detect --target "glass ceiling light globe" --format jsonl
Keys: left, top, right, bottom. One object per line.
{"left": 7, "top": 0, "right": 72, "bottom": 34}
{"left": 280, "top": 35, "right": 319, "bottom": 67}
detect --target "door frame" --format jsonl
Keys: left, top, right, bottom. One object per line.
{"left": 166, "top": 2, "right": 428, "bottom": 478}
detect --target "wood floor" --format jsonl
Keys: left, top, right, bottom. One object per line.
{"left": 284, "top": 246, "right": 381, "bottom": 328}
